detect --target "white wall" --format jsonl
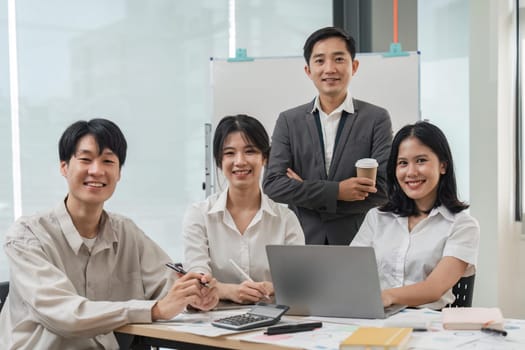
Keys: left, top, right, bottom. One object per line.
{"left": 494, "top": 0, "right": 525, "bottom": 318}
{"left": 418, "top": 0, "right": 525, "bottom": 317}
{"left": 469, "top": 0, "right": 500, "bottom": 309}
{"left": 470, "top": 0, "right": 525, "bottom": 317}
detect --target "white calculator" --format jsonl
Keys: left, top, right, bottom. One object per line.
{"left": 211, "top": 303, "right": 289, "bottom": 330}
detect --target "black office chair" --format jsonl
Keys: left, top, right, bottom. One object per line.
{"left": 0, "top": 281, "right": 9, "bottom": 312}
{"left": 449, "top": 274, "right": 475, "bottom": 308}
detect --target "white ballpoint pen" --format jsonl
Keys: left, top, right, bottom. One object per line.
{"left": 229, "top": 258, "right": 271, "bottom": 300}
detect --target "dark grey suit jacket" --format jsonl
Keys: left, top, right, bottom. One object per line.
{"left": 263, "top": 98, "right": 393, "bottom": 245}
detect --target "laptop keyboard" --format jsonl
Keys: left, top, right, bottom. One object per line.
{"left": 384, "top": 304, "right": 407, "bottom": 317}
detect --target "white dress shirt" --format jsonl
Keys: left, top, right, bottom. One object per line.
{"left": 0, "top": 200, "right": 175, "bottom": 350}
{"left": 351, "top": 206, "right": 479, "bottom": 309}
{"left": 312, "top": 91, "right": 355, "bottom": 174}
{"left": 183, "top": 188, "right": 305, "bottom": 284}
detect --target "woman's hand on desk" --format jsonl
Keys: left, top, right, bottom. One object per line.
{"left": 218, "top": 281, "right": 274, "bottom": 304}
{"left": 151, "top": 272, "right": 219, "bottom": 320}
{"left": 237, "top": 280, "right": 273, "bottom": 303}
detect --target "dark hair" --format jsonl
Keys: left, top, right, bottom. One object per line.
{"left": 213, "top": 114, "right": 270, "bottom": 168}
{"left": 380, "top": 121, "right": 468, "bottom": 215}
{"left": 59, "top": 118, "right": 127, "bottom": 168}
{"left": 303, "top": 26, "right": 356, "bottom": 64}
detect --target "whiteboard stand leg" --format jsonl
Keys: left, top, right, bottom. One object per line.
{"left": 204, "top": 123, "right": 213, "bottom": 197}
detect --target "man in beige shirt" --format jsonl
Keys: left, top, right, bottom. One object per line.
{"left": 0, "top": 118, "right": 219, "bottom": 349}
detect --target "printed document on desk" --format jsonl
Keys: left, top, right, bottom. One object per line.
{"left": 232, "top": 322, "right": 357, "bottom": 350}
{"left": 234, "top": 311, "right": 525, "bottom": 350}
{"left": 383, "top": 308, "right": 440, "bottom": 330}
{"left": 156, "top": 309, "right": 250, "bottom": 337}
{"left": 303, "top": 308, "right": 440, "bottom": 329}
{"left": 302, "top": 309, "right": 484, "bottom": 350}
{"left": 456, "top": 318, "right": 525, "bottom": 349}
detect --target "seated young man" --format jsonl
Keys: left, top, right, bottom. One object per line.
{"left": 0, "top": 118, "right": 219, "bottom": 349}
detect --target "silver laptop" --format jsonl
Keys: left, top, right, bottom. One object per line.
{"left": 266, "top": 245, "right": 406, "bottom": 319}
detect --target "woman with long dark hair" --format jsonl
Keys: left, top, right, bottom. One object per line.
{"left": 351, "top": 121, "right": 479, "bottom": 309}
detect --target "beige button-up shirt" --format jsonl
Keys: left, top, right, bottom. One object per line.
{"left": 0, "top": 200, "right": 175, "bottom": 349}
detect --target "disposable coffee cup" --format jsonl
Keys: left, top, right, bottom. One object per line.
{"left": 355, "top": 158, "right": 378, "bottom": 181}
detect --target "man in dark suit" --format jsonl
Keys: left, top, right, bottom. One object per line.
{"left": 263, "top": 27, "right": 393, "bottom": 245}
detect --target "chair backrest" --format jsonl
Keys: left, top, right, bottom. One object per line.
{"left": 450, "top": 274, "right": 475, "bottom": 307}
{"left": 0, "top": 281, "right": 9, "bottom": 312}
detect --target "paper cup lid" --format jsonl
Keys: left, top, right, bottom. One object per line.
{"left": 355, "top": 158, "right": 378, "bottom": 168}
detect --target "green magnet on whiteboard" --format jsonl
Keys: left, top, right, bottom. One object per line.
{"left": 383, "top": 42, "right": 410, "bottom": 57}
{"left": 227, "top": 48, "right": 254, "bottom": 62}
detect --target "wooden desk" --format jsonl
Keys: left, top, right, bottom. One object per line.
{"left": 116, "top": 323, "right": 299, "bottom": 350}
{"left": 117, "top": 314, "right": 525, "bottom": 350}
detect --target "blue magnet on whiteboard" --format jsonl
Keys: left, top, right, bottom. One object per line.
{"left": 383, "top": 42, "right": 409, "bottom": 57}
{"left": 227, "top": 48, "right": 254, "bottom": 62}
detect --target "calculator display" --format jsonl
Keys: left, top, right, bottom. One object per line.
{"left": 249, "top": 304, "right": 288, "bottom": 318}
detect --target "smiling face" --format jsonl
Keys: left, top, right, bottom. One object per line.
{"left": 305, "top": 36, "right": 359, "bottom": 105}
{"left": 395, "top": 136, "right": 447, "bottom": 211}
{"left": 60, "top": 134, "right": 121, "bottom": 211}
{"left": 221, "top": 131, "right": 265, "bottom": 192}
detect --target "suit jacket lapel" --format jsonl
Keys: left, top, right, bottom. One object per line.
{"left": 328, "top": 100, "right": 358, "bottom": 178}
{"left": 305, "top": 110, "right": 328, "bottom": 180}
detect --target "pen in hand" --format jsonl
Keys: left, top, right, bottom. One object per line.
{"left": 165, "top": 262, "right": 210, "bottom": 288}
{"left": 228, "top": 259, "right": 271, "bottom": 301}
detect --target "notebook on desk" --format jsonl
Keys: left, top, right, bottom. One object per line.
{"left": 266, "top": 245, "right": 406, "bottom": 319}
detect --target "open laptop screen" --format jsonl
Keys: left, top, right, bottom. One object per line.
{"left": 266, "top": 245, "right": 404, "bottom": 319}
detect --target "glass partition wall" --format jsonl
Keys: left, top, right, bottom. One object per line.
{"left": 0, "top": 0, "right": 332, "bottom": 281}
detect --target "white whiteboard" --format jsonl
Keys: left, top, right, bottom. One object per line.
{"left": 211, "top": 52, "right": 420, "bottom": 135}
